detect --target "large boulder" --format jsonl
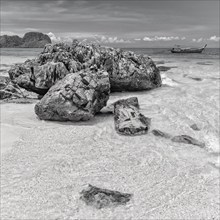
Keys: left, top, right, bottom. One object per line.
{"left": 9, "top": 60, "right": 69, "bottom": 95}
{"left": 114, "top": 97, "right": 151, "bottom": 135}
{"left": 35, "top": 69, "right": 110, "bottom": 121}
{"left": 103, "top": 49, "right": 162, "bottom": 92}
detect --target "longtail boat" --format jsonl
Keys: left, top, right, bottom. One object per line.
{"left": 170, "top": 44, "right": 207, "bottom": 53}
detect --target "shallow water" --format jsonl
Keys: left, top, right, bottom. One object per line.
{"left": 0, "top": 49, "right": 220, "bottom": 219}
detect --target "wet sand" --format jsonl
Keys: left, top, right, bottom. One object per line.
{"left": 1, "top": 58, "right": 220, "bottom": 219}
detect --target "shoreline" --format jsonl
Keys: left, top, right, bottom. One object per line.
{"left": 1, "top": 54, "right": 219, "bottom": 219}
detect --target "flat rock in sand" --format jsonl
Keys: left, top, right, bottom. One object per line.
{"left": 80, "top": 184, "right": 132, "bottom": 209}
{"left": 171, "top": 135, "right": 205, "bottom": 148}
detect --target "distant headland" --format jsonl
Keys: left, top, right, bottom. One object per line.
{"left": 0, "top": 32, "right": 51, "bottom": 48}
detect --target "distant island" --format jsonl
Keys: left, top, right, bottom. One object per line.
{"left": 0, "top": 32, "right": 51, "bottom": 48}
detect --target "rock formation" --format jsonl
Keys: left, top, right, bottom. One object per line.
{"left": 0, "top": 76, "right": 37, "bottom": 100}
{"left": 114, "top": 97, "right": 151, "bottom": 135}
{"left": 8, "top": 40, "right": 161, "bottom": 96}
{"left": 35, "top": 69, "right": 110, "bottom": 121}
{"left": 80, "top": 184, "right": 132, "bottom": 209}
{"left": 0, "top": 32, "right": 51, "bottom": 48}
{"left": 9, "top": 60, "right": 69, "bottom": 95}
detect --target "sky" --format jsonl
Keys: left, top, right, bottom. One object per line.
{"left": 1, "top": 0, "right": 219, "bottom": 47}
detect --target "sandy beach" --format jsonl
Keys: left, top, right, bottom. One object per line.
{"left": 1, "top": 57, "right": 219, "bottom": 219}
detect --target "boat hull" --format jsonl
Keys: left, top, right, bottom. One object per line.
{"left": 171, "top": 49, "right": 204, "bottom": 53}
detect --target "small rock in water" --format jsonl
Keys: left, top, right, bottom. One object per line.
{"left": 152, "top": 129, "right": 171, "bottom": 139}
{"left": 80, "top": 184, "right": 132, "bottom": 209}
{"left": 190, "top": 123, "right": 200, "bottom": 131}
{"left": 171, "top": 135, "right": 205, "bottom": 148}
{"left": 114, "top": 98, "right": 151, "bottom": 135}
{"left": 189, "top": 77, "right": 203, "bottom": 81}
{"left": 158, "top": 66, "right": 176, "bottom": 72}
{"left": 104, "top": 97, "right": 139, "bottom": 113}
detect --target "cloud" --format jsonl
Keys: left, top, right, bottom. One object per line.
{"left": 208, "top": 35, "right": 220, "bottom": 42}
{"left": 24, "top": 28, "right": 39, "bottom": 32}
{"left": 143, "top": 36, "right": 181, "bottom": 41}
{"left": 95, "top": 35, "right": 131, "bottom": 44}
{"left": 47, "top": 32, "right": 61, "bottom": 42}
{"left": 192, "top": 38, "right": 203, "bottom": 43}
{"left": 134, "top": 38, "right": 141, "bottom": 41}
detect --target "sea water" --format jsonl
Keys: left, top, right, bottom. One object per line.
{"left": 0, "top": 48, "right": 220, "bottom": 219}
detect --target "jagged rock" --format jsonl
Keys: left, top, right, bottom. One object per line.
{"left": 114, "top": 98, "right": 151, "bottom": 135}
{"left": 9, "top": 61, "right": 69, "bottom": 95}
{"left": 80, "top": 184, "right": 132, "bottom": 209}
{"left": 0, "top": 76, "right": 37, "bottom": 100}
{"left": 35, "top": 69, "right": 110, "bottom": 121}
{"left": 190, "top": 123, "right": 200, "bottom": 131}
{"left": 8, "top": 40, "right": 162, "bottom": 96}
{"left": 103, "top": 50, "right": 162, "bottom": 92}
{"left": 0, "top": 32, "right": 51, "bottom": 48}
{"left": 171, "top": 135, "right": 205, "bottom": 148}
{"left": 152, "top": 129, "right": 171, "bottom": 139}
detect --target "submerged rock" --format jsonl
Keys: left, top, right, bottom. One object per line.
{"left": 80, "top": 184, "right": 132, "bottom": 209}
{"left": 35, "top": 69, "right": 110, "bottom": 121}
{"left": 152, "top": 129, "right": 171, "bottom": 139}
{"left": 171, "top": 135, "right": 205, "bottom": 148}
{"left": 114, "top": 98, "right": 151, "bottom": 135}
{"left": 190, "top": 123, "right": 201, "bottom": 131}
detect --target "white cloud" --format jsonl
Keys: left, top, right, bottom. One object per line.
{"left": 192, "top": 38, "right": 203, "bottom": 43}
{"left": 95, "top": 35, "right": 131, "bottom": 44}
{"left": 134, "top": 38, "right": 141, "bottom": 41}
{"left": 47, "top": 32, "right": 61, "bottom": 42}
{"left": 181, "top": 37, "right": 186, "bottom": 40}
{"left": 24, "top": 28, "right": 39, "bottom": 32}
{"left": 143, "top": 36, "right": 181, "bottom": 41}
{"left": 208, "top": 35, "right": 220, "bottom": 42}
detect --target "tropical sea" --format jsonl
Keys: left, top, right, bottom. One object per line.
{"left": 1, "top": 47, "right": 220, "bottom": 219}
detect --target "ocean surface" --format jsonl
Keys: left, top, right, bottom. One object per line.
{"left": 0, "top": 47, "right": 219, "bottom": 76}
{"left": 1, "top": 47, "right": 220, "bottom": 219}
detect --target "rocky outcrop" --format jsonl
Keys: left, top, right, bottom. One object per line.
{"left": 0, "top": 35, "right": 23, "bottom": 48}
{"left": 0, "top": 32, "right": 51, "bottom": 48}
{"left": 114, "top": 97, "right": 151, "bottom": 135}
{"left": 8, "top": 40, "right": 161, "bottom": 97}
{"left": 35, "top": 69, "right": 110, "bottom": 121}
{"left": 80, "top": 184, "right": 132, "bottom": 209}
